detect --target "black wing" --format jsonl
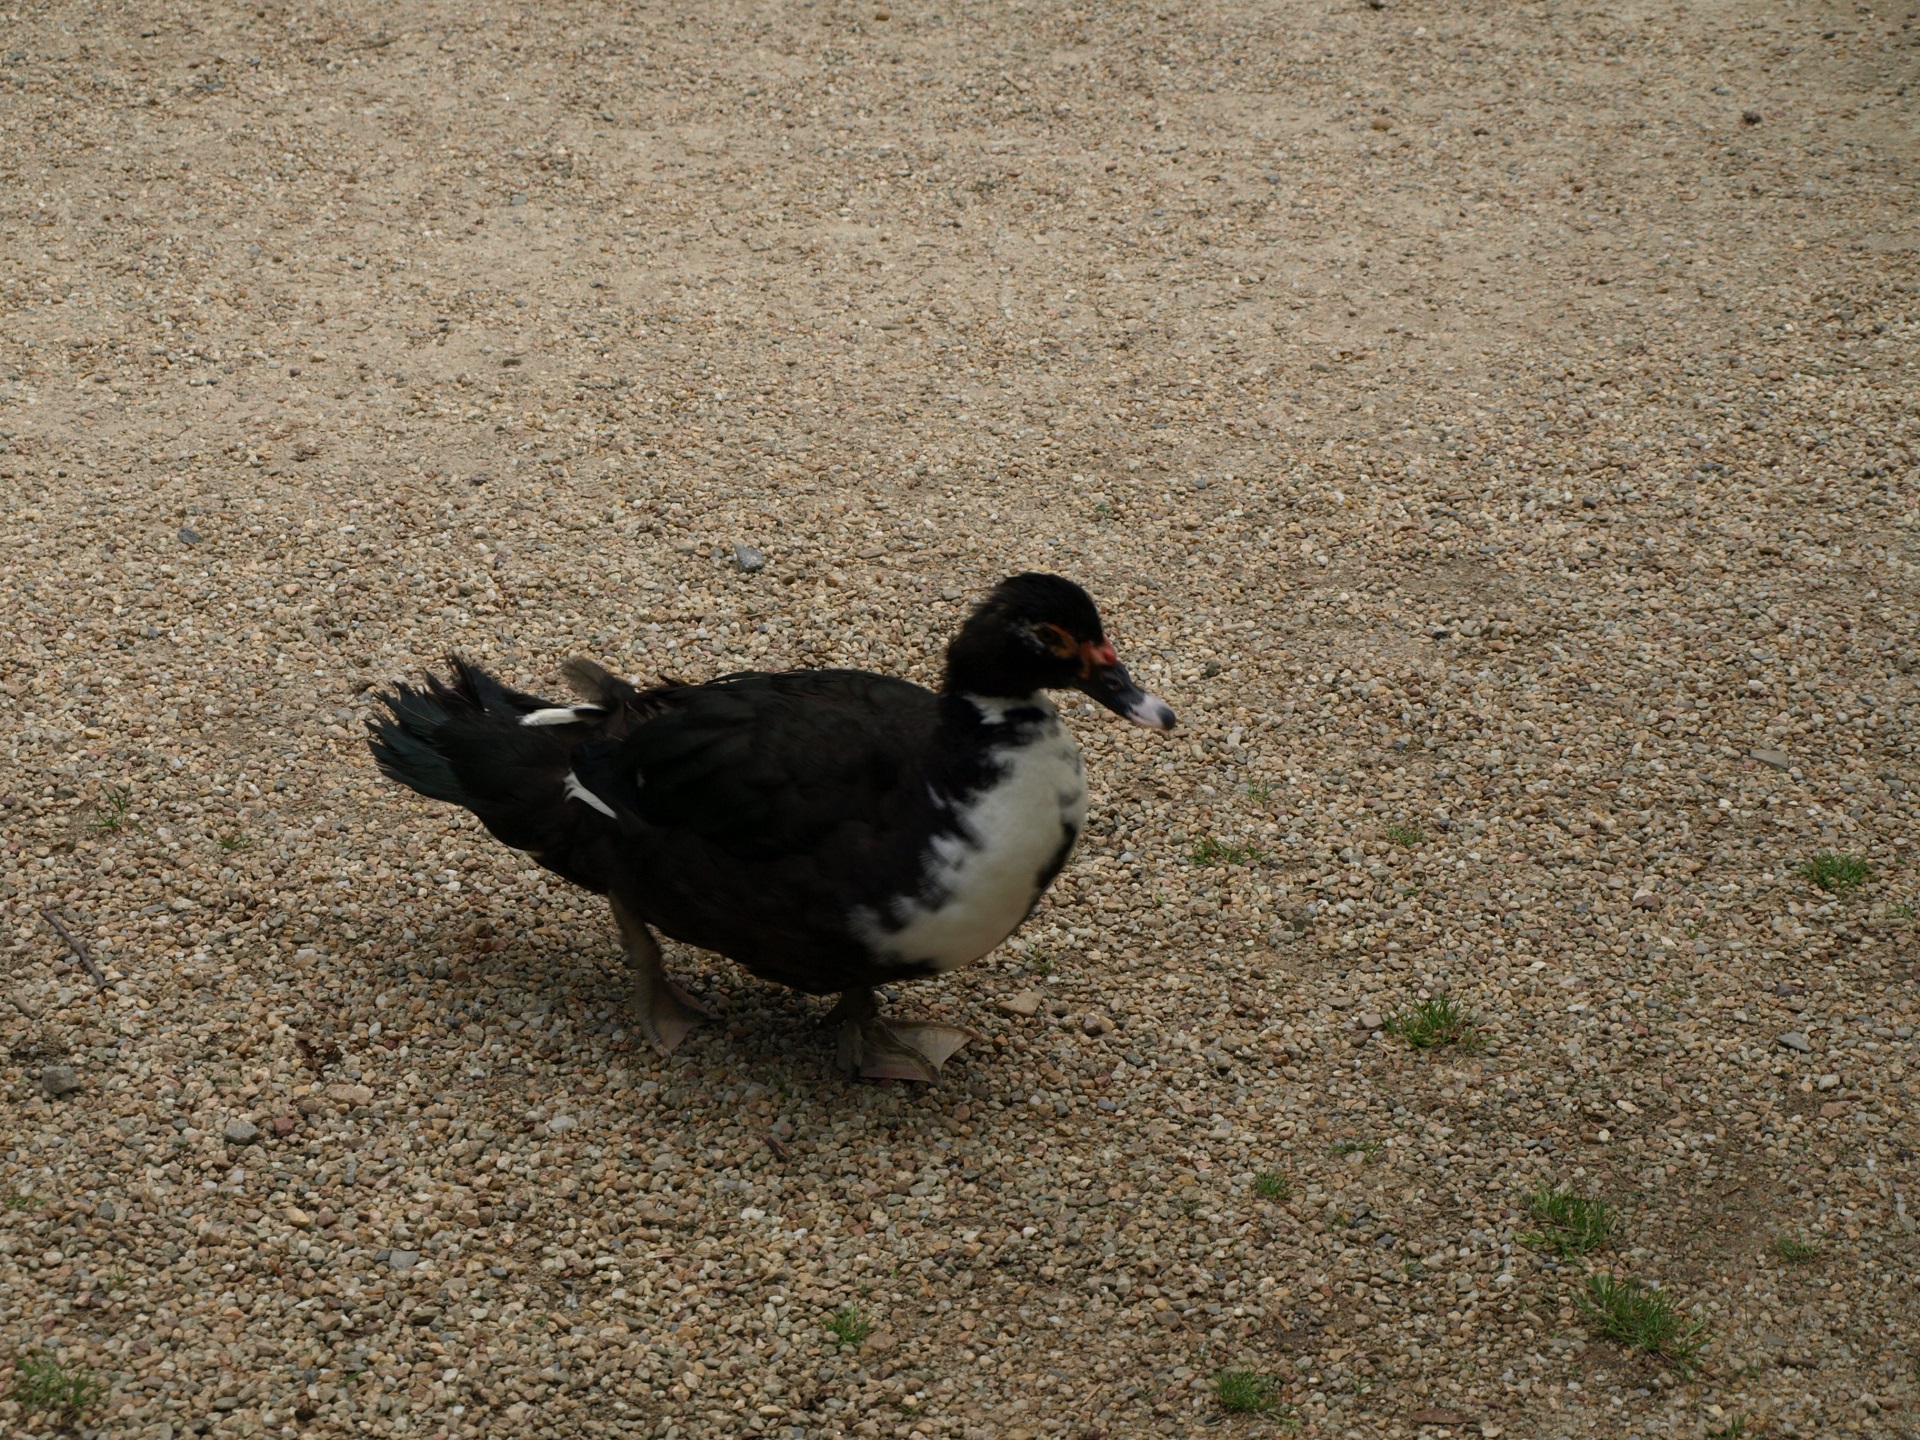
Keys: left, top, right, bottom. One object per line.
{"left": 570, "top": 670, "right": 940, "bottom": 862}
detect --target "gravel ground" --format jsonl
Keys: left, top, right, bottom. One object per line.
{"left": 4, "top": 1, "right": 1918, "bottom": 1437}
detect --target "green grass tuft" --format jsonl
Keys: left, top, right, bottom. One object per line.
{"left": 1384, "top": 824, "right": 1425, "bottom": 846}
{"left": 11, "top": 1354, "right": 101, "bottom": 1421}
{"left": 1707, "top": 1417, "right": 1752, "bottom": 1439}
{"left": 217, "top": 833, "right": 251, "bottom": 853}
{"left": 1253, "top": 1172, "right": 1290, "bottom": 1201}
{"left": 1214, "top": 1369, "right": 1279, "bottom": 1414}
{"left": 1191, "top": 836, "right": 1264, "bottom": 867}
{"left": 1386, "top": 994, "right": 1480, "bottom": 1050}
{"left": 1800, "top": 851, "right": 1869, "bottom": 894}
{"left": 90, "top": 784, "right": 132, "bottom": 833}
{"left": 824, "top": 1303, "right": 872, "bottom": 1348}
{"left": 1, "top": 1191, "right": 37, "bottom": 1213}
{"left": 1769, "top": 1234, "right": 1822, "bottom": 1263}
{"left": 1329, "top": 1139, "right": 1384, "bottom": 1161}
{"left": 1521, "top": 1187, "right": 1618, "bottom": 1258}
{"left": 1578, "top": 1272, "right": 1708, "bottom": 1368}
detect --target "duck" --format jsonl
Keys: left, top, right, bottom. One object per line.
{"left": 366, "top": 573, "right": 1177, "bottom": 1082}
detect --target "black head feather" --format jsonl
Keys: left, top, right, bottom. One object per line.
{"left": 942, "top": 573, "right": 1109, "bottom": 698}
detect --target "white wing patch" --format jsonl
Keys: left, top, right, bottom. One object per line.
{"left": 856, "top": 695, "right": 1087, "bottom": 972}
{"left": 563, "top": 770, "right": 617, "bottom": 818}
{"left": 521, "top": 705, "right": 605, "bottom": 727}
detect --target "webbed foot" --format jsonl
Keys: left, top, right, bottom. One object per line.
{"left": 611, "top": 896, "right": 712, "bottom": 1056}
{"left": 829, "top": 989, "right": 977, "bottom": 1083}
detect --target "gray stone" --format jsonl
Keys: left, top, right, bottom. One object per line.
{"left": 388, "top": 1249, "right": 422, "bottom": 1274}
{"left": 1356, "top": 1012, "right": 1385, "bottom": 1032}
{"left": 223, "top": 1118, "right": 260, "bottom": 1145}
{"left": 732, "top": 544, "right": 767, "bottom": 573}
{"left": 1752, "top": 747, "right": 1793, "bottom": 770}
{"left": 40, "top": 1064, "right": 80, "bottom": 1098}
{"left": 178, "top": 525, "right": 203, "bottom": 546}
{"left": 998, "top": 990, "right": 1043, "bottom": 1018}
{"left": 1777, "top": 1031, "right": 1811, "bottom": 1053}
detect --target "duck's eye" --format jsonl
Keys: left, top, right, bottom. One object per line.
{"left": 1031, "top": 622, "right": 1079, "bottom": 658}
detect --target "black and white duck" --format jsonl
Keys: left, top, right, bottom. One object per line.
{"left": 366, "top": 573, "right": 1176, "bottom": 1081}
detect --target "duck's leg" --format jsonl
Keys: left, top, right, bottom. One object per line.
{"left": 829, "top": 987, "right": 977, "bottom": 1083}
{"left": 610, "top": 894, "right": 711, "bottom": 1056}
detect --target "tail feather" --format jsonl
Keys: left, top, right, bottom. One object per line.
{"left": 369, "top": 659, "right": 533, "bottom": 804}
{"left": 366, "top": 655, "right": 632, "bottom": 892}
{"left": 366, "top": 697, "right": 470, "bottom": 805}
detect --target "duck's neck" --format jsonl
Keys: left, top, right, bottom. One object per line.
{"left": 941, "top": 625, "right": 1052, "bottom": 704}
{"left": 954, "top": 691, "right": 1056, "bottom": 727}
{"left": 929, "top": 690, "right": 1061, "bottom": 801}
{"left": 933, "top": 690, "right": 1060, "bottom": 761}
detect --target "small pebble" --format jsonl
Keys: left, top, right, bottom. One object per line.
{"left": 1778, "top": 1032, "right": 1812, "bottom": 1053}
{"left": 223, "top": 1119, "right": 259, "bottom": 1145}
{"left": 733, "top": 543, "right": 767, "bottom": 573}
{"left": 40, "top": 1064, "right": 79, "bottom": 1098}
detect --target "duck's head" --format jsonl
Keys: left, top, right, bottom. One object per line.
{"left": 944, "top": 572, "right": 1178, "bottom": 730}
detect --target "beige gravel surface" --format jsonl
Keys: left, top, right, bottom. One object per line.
{"left": 4, "top": 1, "right": 1920, "bottom": 1437}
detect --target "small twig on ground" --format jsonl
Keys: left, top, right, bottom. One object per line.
{"left": 40, "top": 909, "right": 107, "bottom": 988}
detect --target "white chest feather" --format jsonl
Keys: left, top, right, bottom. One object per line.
{"left": 858, "top": 696, "right": 1087, "bottom": 972}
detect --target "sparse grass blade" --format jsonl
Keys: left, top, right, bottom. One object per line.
{"left": 1191, "top": 836, "right": 1264, "bottom": 867}
{"left": 1214, "top": 1369, "right": 1278, "bottom": 1414}
{"left": 1329, "top": 1139, "right": 1384, "bottom": 1160}
{"left": 824, "top": 1303, "right": 872, "bottom": 1347}
{"left": 1386, "top": 994, "right": 1480, "bottom": 1050}
{"left": 1769, "top": 1234, "right": 1822, "bottom": 1263}
{"left": 1253, "top": 1172, "right": 1290, "bottom": 1201}
{"left": 1520, "top": 1187, "right": 1618, "bottom": 1257}
{"left": 11, "top": 1354, "right": 101, "bottom": 1421}
{"left": 1800, "top": 851, "right": 1869, "bottom": 894}
{"left": 1384, "top": 824, "right": 1425, "bottom": 846}
{"left": 1578, "top": 1272, "right": 1708, "bottom": 1369}
{"left": 90, "top": 784, "right": 132, "bottom": 833}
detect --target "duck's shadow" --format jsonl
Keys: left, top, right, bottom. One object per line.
{"left": 413, "top": 906, "right": 996, "bottom": 1111}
